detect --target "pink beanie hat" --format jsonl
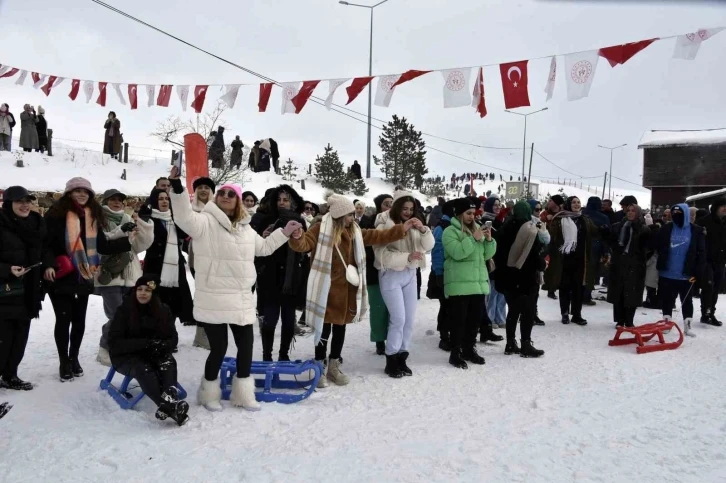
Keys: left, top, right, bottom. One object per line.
{"left": 219, "top": 183, "right": 242, "bottom": 200}
{"left": 64, "top": 177, "right": 95, "bottom": 196}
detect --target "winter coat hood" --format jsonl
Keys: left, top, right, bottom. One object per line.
{"left": 710, "top": 198, "right": 726, "bottom": 217}
{"left": 586, "top": 197, "right": 602, "bottom": 212}
{"left": 267, "top": 184, "right": 304, "bottom": 217}
{"left": 483, "top": 196, "right": 499, "bottom": 214}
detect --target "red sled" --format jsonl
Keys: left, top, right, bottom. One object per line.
{"left": 608, "top": 320, "right": 684, "bottom": 354}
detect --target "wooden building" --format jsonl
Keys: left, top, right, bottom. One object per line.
{"left": 639, "top": 128, "right": 726, "bottom": 211}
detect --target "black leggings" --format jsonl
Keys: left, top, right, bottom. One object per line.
{"left": 115, "top": 353, "right": 178, "bottom": 406}
{"left": 261, "top": 300, "right": 296, "bottom": 359}
{"left": 203, "top": 323, "right": 254, "bottom": 381}
{"left": 50, "top": 292, "right": 90, "bottom": 361}
{"left": 315, "top": 323, "right": 346, "bottom": 360}
{"left": 448, "top": 294, "right": 484, "bottom": 350}
{"left": 559, "top": 261, "right": 584, "bottom": 317}
{"left": 504, "top": 291, "right": 536, "bottom": 341}
{"left": 0, "top": 319, "right": 31, "bottom": 379}
{"left": 437, "top": 297, "right": 450, "bottom": 339}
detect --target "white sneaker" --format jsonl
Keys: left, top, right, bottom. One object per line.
{"left": 96, "top": 347, "right": 112, "bottom": 367}
{"left": 230, "top": 376, "right": 261, "bottom": 411}
{"left": 197, "top": 377, "right": 224, "bottom": 412}
{"left": 684, "top": 318, "right": 697, "bottom": 338}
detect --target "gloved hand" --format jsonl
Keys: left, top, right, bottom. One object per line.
{"left": 120, "top": 222, "right": 137, "bottom": 233}
{"left": 282, "top": 221, "right": 303, "bottom": 237}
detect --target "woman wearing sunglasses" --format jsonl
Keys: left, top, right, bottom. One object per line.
{"left": 167, "top": 168, "right": 301, "bottom": 412}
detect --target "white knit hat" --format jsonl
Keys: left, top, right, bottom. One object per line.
{"left": 327, "top": 193, "right": 355, "bottom": 219}
{"left": 393, "top": 190, "right": 415, "bottom": 203}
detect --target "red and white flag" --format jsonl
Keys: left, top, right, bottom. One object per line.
{"left": 83, "top": 80, "right": 94, "bottom": 103}
{"left": 471, "top": 67, "right": 487, "bottom": 118}
{"left": 391, "top": 69, "right": 431, "bottom": 88}
{"left": 41, "top": 76, "right": 63, "bottom": 96}
{"left": 0, "top": 66, "right": 16, "bottom": 78}
{"left": 32, "top": 73, "right": 46, "bottom": 89}
{"left": 145, "top": 85, "right": 155, "bottom": 107}
{"left": 441, "top": 68, "right": 472, "bottom": 108}
{"left": 128, "top": 84, "right": 138, "bottom": 110}
{"left": 564, "top": 50, "right": 599, "bottom": 101}
{"left": 96, "top": 82, "right": 108, "bottom": 107}
{"left": 345, "top": 76, "right": 374, "bottom": 105}
{"left": 177, "top": 85, "right": 190, "bottom": 111}
{"left": 281, "top": 82, "right": 300, "bottom": 115}
{"left": 15, "top": 70, "right": 28, "bottom": 86}
{"left": 374, "top": 75, "right": 399, "bottom": 107}
{"left": 673, "top": 28, "right": 724, "bottom": 60}
{"left": 259, "top": 83, "right": 273, "bottom": 112}
{"left": 157, "top": 85, "right": 173, "bottom": 107}
{"left": 69, "top": 79, "right": 81, "bottom": 101}
{"left": 325, "top": 78, "right": 349, "bottom": 110}
{"left": 219, "top": 84, "right": 241, "bottom": 109}
{"left": 291, "top": 80, "right": 320, "bottom": 113}
{"left": 191, "top": 85, "right": 208, "bottom": 113}
{"left": 599, "top": 39, "right": 658, "bottom": 67}
{"left": 499, "top": 60, "right": 530, "bottom": 109}
{"left": 112, "top": 83, "right": 126, "bottom": 105}
{"left": 544, "top": 56, "right": 556, "bottom": 101}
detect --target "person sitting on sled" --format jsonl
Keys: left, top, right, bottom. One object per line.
{"left": 107, "top": 275, "right": 189, "bottom": 426}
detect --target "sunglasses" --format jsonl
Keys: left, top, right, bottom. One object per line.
{"left": 304, "top": 206, "right": 314, "bottom": 212}
{"left": 534, "top": 207, "right": 542, "bottom": 212}
{"left": 216, "top": 190, "right": 237, "bottom": 199}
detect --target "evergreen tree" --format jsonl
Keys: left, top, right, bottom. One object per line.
{"left": 281, "top": 157, "right": 298, "bottom": 182}
{"left": 420, "top": 176, "right": 446, "bottom": 198}
{"left": 350, "top": 175, "right": 369, "bottom": 196}
{"left": 375, "top": 115, "right": 427, "bottom": 189}
{"left": 314, "top": 143, "right": 352, "bottom": 192}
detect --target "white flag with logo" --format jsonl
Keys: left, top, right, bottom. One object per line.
{"left": 281, "top": 82, "right": 300, "bottom": 114}
{"left": 673, "top": 28, "right": 724, "bottom": 60}
{"left": 219, "top": 84, "right": 241, "bottom": 109}
{"left": 145, "top": 85, "right": 155, "bottom": 107}
{"left": 14, "top": 70, "right": 28, "bottom": 86}
{"left": 32, "top": 74, "right": 47, "bottom": 89}
{"left": 440, "top": 68, "right": 472, "bottom": 108}
{"left": 177, "top": 85, "right": 189, "bottom": 111}
{"left": 112, "top": 83, "right": 126, "bottom": 105}
{"left": 374, "top": 75, "right": 400, "bottom": 107}
{"left": 544, "top": 56, "right": 556, "bottom": 101}
{"left": 325, "top": 78, "right": 350, "bottom": 110}
{"left": 83, "top": 80, "right": 95, "bottom": 103}
{"left": 564, "top": 50, "right": 599, "bottom": 101}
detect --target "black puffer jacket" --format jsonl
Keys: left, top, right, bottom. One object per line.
{"left": 492, "top": 218, "right": 545, "bottom": 296}
{"left": 607, "top": 221, "right": 652, "bottom": 308}
{"left": 0, "top": 209, "right": 46, "bottom": 321}
{"left": 695, "top": 198, "right": 726, "bottom": 266}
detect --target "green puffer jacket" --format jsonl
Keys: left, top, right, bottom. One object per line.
{"left": 443, "top": 217, "right": 497, "bottom": 297}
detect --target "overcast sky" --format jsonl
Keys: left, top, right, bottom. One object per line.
{"left": 1, "top": 0, "right": 724, "bottom": 192}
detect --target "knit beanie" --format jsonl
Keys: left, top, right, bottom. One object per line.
{"left": 193, "top": 176, "right": 216, "bottom": 193}
{"left": 218, "top": 183, "right": 242, "bottom": 200}
{"left": 64, "top": 177, "right": 94, "bottom": 197}
{"left": 134, "top": 274, "right": 159, "bottom": 290}
{"left": 620, "top": 195, "right": 638, "bottom": 207}
{"left": 550, "top": 194, "right": 565, "bottom": 207}
{"left": 452, "top": 197, "right": 478, "bottom": 216}
{"left": 393, "top": 190, "right": 415, "bottom": 203}
{"left": 327, "top": 193, "right": 355, "bottom": 219}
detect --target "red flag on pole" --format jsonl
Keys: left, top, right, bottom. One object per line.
{"left": 258, "top": 83, "right": 273, "bottom": 112}
{"left": 599, "top": 39, "right": 658, "bottom": 67}
{"left": 96, "top": 82, "right": 108, "bottom": 107}
{"left": 291, "top": 80, "right": 321, "bottom": 113}
{"left": 391, "top": 69, "right": 432, "bottom": 88}
{"left": 128, "top": 84, "right": 138, "bottom": 110}
{"left": 184, "top": 133, "right": 209, "bottom": 194}
{"left": 345, "top": 76, "right": 374, "bottom": 105}
{"left": 157, "top": 85, "right": 173, "bottom": 107}
{"left": 499, "top": 60, "right": 531, "bottom": 109}
{"left": 191, "top": 85, "right": 209, "bottom": 113}
{"left": 69, "top": 79, "right": 81, "bottom": 100}
{"left": 40, "top": 76, "right": 58, "bottom": 96}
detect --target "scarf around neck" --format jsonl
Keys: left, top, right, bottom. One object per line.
{"left": 65, "top": 207, "right": 99, "bottom": 280}
{"left": 507, "top": 220, "right": 538, "bottom": 269}
{"left": 102, "top": 205, "right": 125, "bottom": 230}
{"left": 554, "top": 210, "right": 582, "bottom": 254}
{"left": 151, "top": 209, "right": 179, "bottom": 287}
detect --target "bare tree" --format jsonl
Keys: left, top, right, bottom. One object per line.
{"left": 152, "top": 101, "right": 250, "bottom": 186}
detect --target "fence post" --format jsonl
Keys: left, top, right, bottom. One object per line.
{"left": 47, "top": 129, "right": 53, "bottom": 156}
{"left": 300, "top": 179, "right": 306, "bottom": 190}
{"left": 121, "top": 169, "right": 126, "bottom": 180}
{"left": 123, "top": 143, "right": 129, "bottom": 164}
{"left": 309, "top": 164, "right": 312, "bottom": 175}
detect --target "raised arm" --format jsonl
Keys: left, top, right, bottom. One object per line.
{"left": 361, "top": 224, "right": 405, "bottom": 246}
{"left": 289, "top": 222, "right": 320, "bottom": 253}
{"left": 168, "top": 178, "right": 208, "bottom": 240}
{"left": 130, "top": 217, "right": 154, "bottom": 254}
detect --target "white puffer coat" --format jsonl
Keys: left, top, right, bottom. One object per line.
{"left": 94, "top": 213, "right": 154, "bottom": 288}
{"left": 170, "top": 189, "right": 289, "bottom": 326}
{"left": 373, "top": 211, "right": 435, "bottom": 272}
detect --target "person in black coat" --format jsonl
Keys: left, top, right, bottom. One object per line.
{"left": 43, "top": 178, "right": 132, "bottom": 382}
{"left": 695, "top": 198, "right": 726, "bottom": 326}
{"left": 36, "top": 106, "right": 48, "bottom": 153}
{"left": 614, "top": 195, "right": 638, "bottom": 222}
{"left": 251, "top": 184, "right": 308, "bottom": 361}
{"left": 0, "top": 187, "right": 46, "bottom": 390}
{"left": 107, "top": 275, "right": 188, "bottom": 426}
{"left": 607, "top": 205, "right": 652, "bottom": 327}
{"left": 141, "top": 188, "right": 194, "bottom": 327}
{"left": 350, "top": 160, "right": 362, "bottom": 180}
{"left": 582, "top": 197, "right": 611, "bottom": 304}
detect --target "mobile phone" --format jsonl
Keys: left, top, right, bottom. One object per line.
{"left": 24, "top": 262, "right": 42, "bottom": 270}
{"left": 484, "top": 221, "right": 492, "bottom": 229}
{"left": 173, "top": 151, "right": 184, "bottom": 176}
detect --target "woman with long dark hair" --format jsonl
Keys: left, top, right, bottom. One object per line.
{"left": 0, "top": 186, "right": 46, "bottom": 390}
{"left": 43, "top": 177, "right": 132, "bottom": 381}
{"left": 107, "top": 275, "right": 188, "bottom": 426}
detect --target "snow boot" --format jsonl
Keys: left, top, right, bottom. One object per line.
{"left": 230, "top": 376, "right": 261, "bottom": 412}
{"left": 571, "top": 316, "right": 588, "bottom": 326}
{"left": 59, "top": 360, "right": 74, "bottom": 382}
{"left": 480, "top": 324, "right": 503, "bottom": 343}
{"left": 504, "top": 339, "right": 520, "bottom": 355}
{"left": 0, "top": 376, "right": 33, "bottom": 391}
{"left": 197, "top": 377, "right": 224, "bottom": 412}
{"left": 438, "top": 337, "right": 452, "bottom": 352}
{"left": 193, "top": 326, "right": 211, "bottom": 350}
{"left": 375, "top": 341, "right": 385, "bottom": 355}
{"left": 548, "top": 291, "right": 558, "bottom": 300}
{"left": 316, "top": 359, "right": 329, "bottom": 388}
{"left": 397, "top": 352, "right": 412, "bottom": 376}
{"left": 561, "top": 314, "right": 570, "bottom": 324}
{"left": 96, "top": 347, "right": 112, "bottom": 367}
{"left": 70, "top": 358, "right": 83, "bottom": 378}
{"left": 684, "top": 318, "right": 697, "bottom": 338}
{"left": 0, "top": 402, "right": 12, "bottom": 419}
{"left": 533, "top": 314, "right": 545, "bottom": 326}
{"left": 461, "top": 346, "right": 485, "bottom": 365}
{"left": 448, "top": 348, "right": 468, "bottom": 370}
{"left": 711, "top": 314, "right": 723, "bottom": 326}
{"left": 327, "top": 358, "right": 350, "bottom": 386}
{"left": 384, "top": 355, "right": 403, "bottom": 378}
{"left": 520, "top": 339, "right": 545, "bottom": 358}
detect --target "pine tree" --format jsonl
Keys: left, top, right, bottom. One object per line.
{"left": 314, "top": 143, "right": 352, "bottom": 192}
{"left": 420, "top": 177, "right": 446, "bottom": 198}
{"left": 350, "top": 175, "right": 369, "bottom": 196}
{"left": 281, "top": 157, "right": 298, "bottom": 182}
{"left": 375, "top": 115, "right": 427, "bottom": 189}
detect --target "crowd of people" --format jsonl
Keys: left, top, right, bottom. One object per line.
{"left": 1, "top": 169, "right": 723, "bottom": 426}
{"left": 0, "top": 104, "right": 49, "bottom": 153}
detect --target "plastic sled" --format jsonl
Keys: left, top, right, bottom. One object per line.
{"left": 219, "top": 357, "right": 322, "bottom": 404}
{"left": 608, "top": 320, "right": 684, "bottom": 354}
{"left": 99, "top": 367, "right": 187, "bottom": 410}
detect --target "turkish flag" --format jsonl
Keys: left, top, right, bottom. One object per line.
{"left": 128, "top": 84, "right": 138, "bottom": 110}
{"left": 96, "top": 82, "right": 108, "bottom": 107}
{"left": 471, "top": 67, "right": 487, "bottom": 118}
{"left": 258, "top": 83, "right": 273, "bottom": 112}
{"left": 157, "top": 85, "right": 173, "bottom": 107}
{"left": 346, "top": 76, "right": 374, "bottom": 105}
{"left": 191, "top": 85, "right": 208, "bottom": 113}
{"left": 291, "top": 80, "right": 320, "bottom": 113}
{"left": 40, "top": 76, "right": 58, "bottom": 96}
{"left": 499, "top": 60, "right": 530, "bottom": 109}
{"left": 599, "top": 39, "right": 658, "bottom": 67}
{"left": 391, "top": 69, "right": 431, "bottom": 88}
{"left": 69, "top": 79, "right": 81, "bottom": 101}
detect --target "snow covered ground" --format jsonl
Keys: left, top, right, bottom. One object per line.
{"left": 2, "top": 269, "right": 725, "bottom": 483}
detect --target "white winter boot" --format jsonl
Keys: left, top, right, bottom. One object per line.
{"left": 684, "top": 318, "right": 697, "bottom": 338}
{"left": 327, "top": 358, "right": 350, "bottom": 386}
{"left": 197, "top": 378, "right": 224, "bottom": 412}
{"left": 316, "top": 359, "right": 329, "bottom": 388}
{"left": 193, "top": 327, "right": 211, "bottom": 350}
{"left": 96, "top": 347, "right": 111, "bottom": 367}
{"left": 230, "top": 376, "right": 260, "bottom": 411}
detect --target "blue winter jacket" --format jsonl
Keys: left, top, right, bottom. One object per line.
{"left": 660, "top": 202, "right": 694, "bottom": 281}
{"left": 431, "top": 215, "right": 451, "bottom": 276}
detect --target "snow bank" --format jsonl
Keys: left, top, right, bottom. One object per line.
{"left": 638, "top": 128, "right": 726, "bottom": 148}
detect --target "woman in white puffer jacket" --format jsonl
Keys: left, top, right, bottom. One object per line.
{"left": 167, "top": 169, "right": 301, "bottom": 412}
{"left": 373, "top": 191, "right": 434, "bottom": 379}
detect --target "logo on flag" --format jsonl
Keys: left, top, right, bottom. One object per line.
{"left": 570, "top": 61, "right": 593, "bottom": 84}
{"left": 445, "top": 70, "right": 466, "bottom": 92}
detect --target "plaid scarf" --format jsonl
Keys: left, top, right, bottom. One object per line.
{"left": 65, "top": 207, "right": 99, "bottom": 280}
{"left": 306, "top": 213, "right": 368, "bottom": 345}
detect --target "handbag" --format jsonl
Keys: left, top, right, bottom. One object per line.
{"left": 0, "top": 277, "right": 24, "bottom": 298}
{"left": 335, "top": 244, "right": 360, "bottom": 287}
{"left": 55, "top": 255, "right": 75, "bottom": 279}
{"left": 98, "top": 252, "right": 132, "bottom": 285}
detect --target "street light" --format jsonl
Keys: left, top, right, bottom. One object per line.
{"left": 505, "top": 107, "right": 548, "bottom": 183}
{"left": 597, "top": 143, "right": 627, "bottom": 199}
{"left": 339, "top": 0, "right": 390, "bottom": 179}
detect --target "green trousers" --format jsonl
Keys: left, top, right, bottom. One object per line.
{"left": 368, "top": 284, "right": 389, "bottom": 342}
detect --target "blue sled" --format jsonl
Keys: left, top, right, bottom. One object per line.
{"left": 220, "top": 357, "right": 322, "bottom": 404}
{"left": 100, "top": 367, "right": 187, "bottom": 410}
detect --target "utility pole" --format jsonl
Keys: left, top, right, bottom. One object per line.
{"left": 526, "top": 142, "right": 534, "bottom": 198}
{"left": 602, "top": 172, "right": 608, "bottom": 199}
